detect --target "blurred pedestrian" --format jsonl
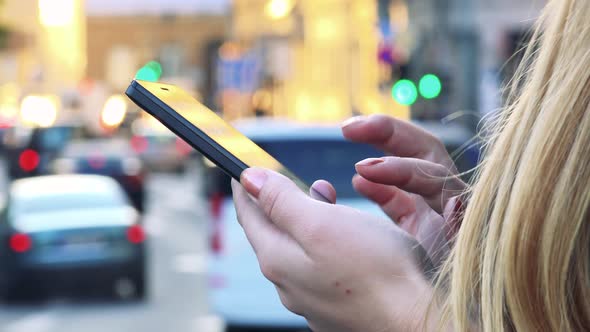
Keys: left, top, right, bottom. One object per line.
{"left": 232, "top": 0, "right": 590, "bottom": 330}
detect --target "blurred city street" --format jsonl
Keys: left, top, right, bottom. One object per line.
{"left": 0, "top": 161, "right": 224, "bottom": 332}
{"left": 0, "top": 0, "right": 545, "bottom": 331}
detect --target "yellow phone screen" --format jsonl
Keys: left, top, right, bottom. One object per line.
{"left": 136, "top": 80, "right": 309, "bottom": 191}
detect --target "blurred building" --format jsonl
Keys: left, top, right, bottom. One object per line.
{"left": 85, "top": 14, "right": 227, "bottom": 93}
{"left": 227, "top": 0, "right": 545, "bottom": 124}
{"left": 0, "top": 0, "right": 86, "bottom": 91}
{"left": 0, "top": 0, "right": 86, "bottom": 128}
{"left": 228, "top": 0, "right": 410, "bottom": 122}
{"left": 406, "top": 0, "right": 545, "bottom": 121}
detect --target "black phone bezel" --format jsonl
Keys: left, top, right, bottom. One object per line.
{"left": 125, "top": 80, "right": 248, "bottom": 181}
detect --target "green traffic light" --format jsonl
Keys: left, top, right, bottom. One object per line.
{"left": 419, "top": 74, "right": 442, "bottom": 99}
{"left": 392, "top": 80, "right": 418, "bottom": 106}
{"left": 135, "top": 61, "right": 162, "bottom": 82}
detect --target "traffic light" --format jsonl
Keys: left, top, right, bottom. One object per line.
{"left": 391, "top": 73, "right": 443, "bottom": 105}
{"left": 419, "top": 74, "right": 442, "bottom": 99}
{"left": 391, "top": 79, "right": 418, "bottom": 106}
{"left": 135, "top": 61, "right": 162, "bottom": 82}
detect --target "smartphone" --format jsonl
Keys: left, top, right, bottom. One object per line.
{"left": 126, "top": 80, "right": 327, "bottom": 200}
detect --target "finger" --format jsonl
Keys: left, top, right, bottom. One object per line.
{"left": 341, "top": 114, "right": 453, "bottom": 168}
{"left": 240, "top": 168, "right": 326, "bottom": 242}
{"left": 353, "top": 176, "right": 450, "bottom": 267}
{"left": 232, "top": 179, "right": 305, "bottom": 285}
{"left": 355, "top": 156, "right": 466, "bottom": 213}
{"left": 310, "top": 180, "right": 336, "bottom": 204}
{"left": 352, "top": 174, "right": 415, "bottom": 223}
{"left": 231, "top": 179, "right": 281, "bottom": 254}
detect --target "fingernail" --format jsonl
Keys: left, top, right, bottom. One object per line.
{"left": 355, "top": 158, "right": 384, "bottom": 167}
{"left": 341, "top": 116, "right": 366, "bottom": 129}
{"left": 311, "top": 186, "right": 333, "bottom": 204}
{"left": 241, "top": 168, "right": 268, "bottom": 195}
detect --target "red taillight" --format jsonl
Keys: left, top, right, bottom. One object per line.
{"left": 175, "top": 138, "right": 192, "bottom": 156}
{"left": 9, "top": 233, "right": 32, "bottom": 253}
{"left": 210, "top": 192, "right": 224, "bottom": 254}
{"left": 126, "top": 225, "right": 145, "bottom": 244}
{"left": 125, "top": 174, "right": 144, "bottom": 189}
{"left": 19, "top": 149, "right": 40, "bottom": 172}
{"left": 210, "top": 226, "right": 223, "bottom": 254}
{"left": 130, "top": 136, "right": 149, "bottom": 154}
{"left": 210, "top": 192, "right": 224, "bottom": 220}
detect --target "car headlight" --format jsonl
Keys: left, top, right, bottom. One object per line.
{"left": 20, "top": 95, "right": 58, "bottom": 128}
{"left": 101, "top": 95, "right": 128, "bottom": 128}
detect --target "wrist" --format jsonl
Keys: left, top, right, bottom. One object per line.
{"left": 381, "top": 266, "right": 447, "bottom": 332}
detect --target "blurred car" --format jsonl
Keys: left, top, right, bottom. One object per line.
{"left": 0, "top": 175, "right": 146, "bottom": 300}
{"left": 205, "top": 119, "right": 480, "bottom": 331}
{"left": 51, "top": 139, "right": 146, "bottom": 213}
{"left": 130, "top": 119, "right": 192, "bottom": 173}
{"left": 4, "top": 124, "right": 86, "bottom": 179}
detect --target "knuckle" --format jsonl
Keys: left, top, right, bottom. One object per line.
{"left": 259, "top": 259, "right": 282, "bottom": 283}
{"left": 262, "top": 185, "right": 290, "bottom": 221}
{"left": 278, "top": 292, "right": 303, "bottom": 315}
{"left": 431, "top": 163, "right": 451, "bottom": 177}
{"left": 370, "top": 113, "right": 391, "bottom": 123}
{"left": 300, "top": 219, "right": 330, "bottom": 245}
{"left": 431, "top": 139, "right": 450, "bottom": 161}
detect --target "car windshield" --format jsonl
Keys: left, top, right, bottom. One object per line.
{"left": 257, "top": 139, "right": 381, "bottom": 198}
{"left": 13, "top": 192, "right": 125, "bottom": 215}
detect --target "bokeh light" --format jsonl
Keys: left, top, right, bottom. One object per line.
{"left": 19, "top": 149, "right": 40, "bottom": 173}
{"left": 20, "top": 95, "right": 58, "bottom": 128}
{"left": 419, "top": 74, "right": 442, "bottom": 99}
{"left": 38, "top": 0, "right": 75, "bottom": 27}
{"left": 101, "top": 94, "right": 128, "bottom": 128}
{"left": 264, "top": 0, "right": 295, "bottom": 20}
{"left": 391, "top": 80, "right": 418, "bottom": 106}
{"left": 135, "top": 61, "right": 162, "bottom": 82}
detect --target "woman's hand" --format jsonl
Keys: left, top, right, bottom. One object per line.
{"left": 233, "top": 169, "right": 437, "bottom": 332}
{"left": 342, "top": 115, "right": 467, "bottom": 264}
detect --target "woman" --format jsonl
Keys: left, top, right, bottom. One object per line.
{"left": 232, "top": 0, "right": 590, "bottom": 330}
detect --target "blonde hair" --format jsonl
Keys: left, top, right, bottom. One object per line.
{"left": 438, "top": 0, "right": 590, "bottom": 330}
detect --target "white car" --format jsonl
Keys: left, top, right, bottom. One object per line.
{"left": 205, "top": 119, "right": 478, "bottom": 331}
{"left": 0, "top": 175, "right": 146, "bottom": 300}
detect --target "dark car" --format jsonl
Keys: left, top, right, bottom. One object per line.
{"left": 0, "top": 175, "right": 146, "bottom": 300}
{"left": 51, "top": 139, "right": 146, "bottom": 213}
{"left": 4, "top": 125, "right": 85, "bottom": 179}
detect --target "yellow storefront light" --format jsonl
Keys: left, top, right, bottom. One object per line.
{"left": 101, "top": 95, "right": 128, "bottom": 128}
{"left": 39, "top": 0, "right": 75, "bottom": 27}
{"left": 0, "top": 83, "right": 20, "bottom": 121}
{"left": 294, "top": 93, "right": 313, "bottom": 121}
{"left": 313, "top": 17, "right": 339, "bottom": 41}
{"left": 264, "top": 0, "right": 295, "bottom": 20}
{"left": 321, "top": 95, "right": 343, "bottom": 121}
{"left": 20, "top": 95, "right": 58, "bottom": 128}
{"left": 0, "top": 103, "right": 18, "bottom": 119}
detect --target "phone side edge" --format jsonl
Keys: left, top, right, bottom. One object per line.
{"left": 125, "top": 81, "right": 247, "bottom": 181}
